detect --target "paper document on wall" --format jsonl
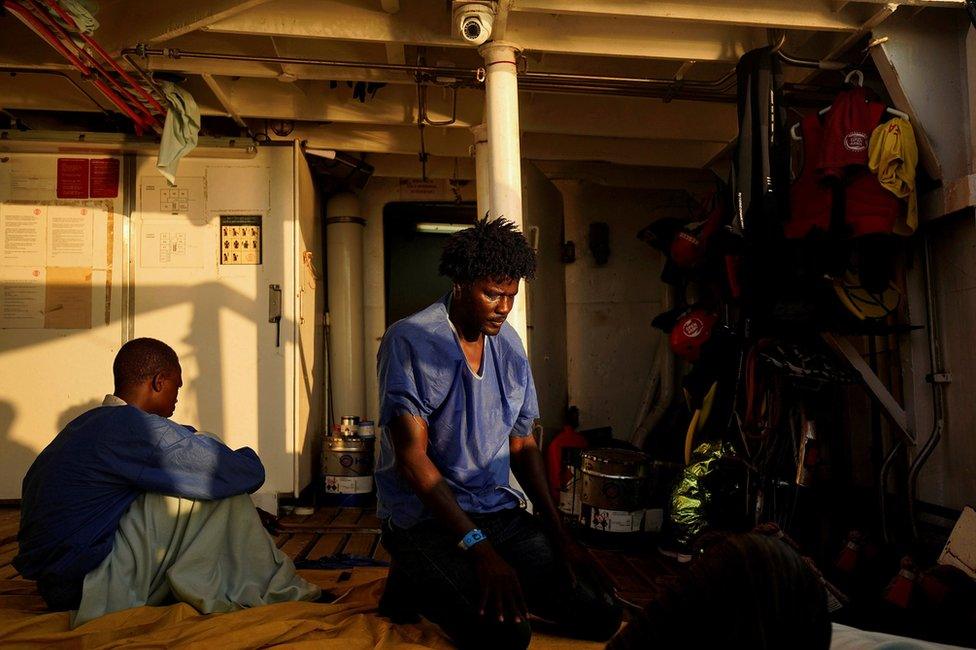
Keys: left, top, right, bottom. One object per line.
{"left": 140, "top": 177, "right": 205, "bottom": 222}
{"left": 47, "top": 205, "right": 93, "bottom": 267}
{"left": 10, "top": 169, "right": 55, "bottom": 197}
{"left": 1, "top": 204, "right": 46, "bottom": 266}
{"left": 0, "top": 267, "right": 45, "bottom": 328}
{"left": 140, "top": 220, "right": 206, "bottom": 268}
{"left": 44, "top": 266, "right": 92, "bottom": 329}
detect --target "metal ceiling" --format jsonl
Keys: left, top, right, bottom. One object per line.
{"left": 0, "top": 0, "right": 963, "bottom": 170}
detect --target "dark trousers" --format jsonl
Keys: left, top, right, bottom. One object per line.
{"left": 37, "top": 576, "right": 84, "bottom": 611}
{"left": 381, "top": 508, "right": 622, "bottom": 650}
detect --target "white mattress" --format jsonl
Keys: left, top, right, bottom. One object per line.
{"left": 831, "top": 623, "right": 968, "bottom": 650}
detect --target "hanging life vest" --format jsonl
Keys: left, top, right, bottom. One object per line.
{"left": 786, "top": 114, "right": 833, "bottom": 239}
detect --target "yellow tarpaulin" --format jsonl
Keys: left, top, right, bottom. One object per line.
{"left": 0, "top": 570, "right": 605, "bottom": 649}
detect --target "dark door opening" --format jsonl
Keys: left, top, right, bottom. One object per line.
{"left": 383, "top": 202, "right": 477, "bottom": 327}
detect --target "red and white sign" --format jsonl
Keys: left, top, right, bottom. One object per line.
{"left": 57, "top": 158, "right": 89, "bottom": 199}
{"left": 90, "top": 158, "right": 120, "bottom": 198}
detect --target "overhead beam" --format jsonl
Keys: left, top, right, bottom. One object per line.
{"left": 510, "top": 0, "right": 872, "bottom": 31}
{"left": 531, "top": 160, "right": 718, "bottom": 191}
{"left": 366, "top": 153, "right": 475, "bottom": 179}
{"left": 206, "top": 1, "right": 458, "bottom": 47}
{"left": 122, "top": 32, "right": 410, "bottom": 85}
{"left": 0, "top": 72, "right": 106, "bottom": 112}
{"left": 201, "top": 73, "right": 247, "bottom": 127}
{"left": 95, "top": 0, "right": 276, "bottom": 54}
{"left": 188, "top": 76, "right": 480, "bottom": 126}
{"left": 494, "top": 0, "right": 514, "bottom": 40}
{"left": 821, "top": 2, "right": 899, "bottom": 59}
{"left": 264, "top": 122, "right": 724, "bottom": 167}
{"left": 845, "top": 0, "right": 962, "bottom": 6}
{"left": 506, "top": 13, "right": 766, "bottom": 60}
{"left": 206, "top": 0, "right": 768, "bottom": 61}
{"left": 523, "top": 132, "right": 726, "bottom": 168}
{"left": 182, "top": 76, "right": 738, "bottom": 140}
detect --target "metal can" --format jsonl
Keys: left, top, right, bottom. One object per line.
{"left": 580, "top": 448, "right": 650, "bottom": 537}
{"left": 322, "top": 433, "right": 374, "bottom": 505}
{"left": 557, "top": 446, "right": 585, "bottom": 525}
{"left": 339, "top": 415, "right": 360, "bottom": 437}
{"left": 357, "top": 420, "right": 376, "bottom": 439}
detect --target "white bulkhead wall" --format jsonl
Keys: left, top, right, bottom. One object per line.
{"left": 131, "top": 146, "right": 318, "bottom": 502}
{"left": 0, "top": 153, "right": 125, "bottom": 499}
{"left": 0, "top": 144, "right": 322, "bottom": 502}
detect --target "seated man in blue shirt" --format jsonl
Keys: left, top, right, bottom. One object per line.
{"left": 15, "top": 337, "right": 319, "bottom": 625}
{"left": 376, "top": 218, "right": 621, "bottom": 649}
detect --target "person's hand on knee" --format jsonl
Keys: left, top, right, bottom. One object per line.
{"left": 473, "top": 543, "right": 528, "bottom": 624}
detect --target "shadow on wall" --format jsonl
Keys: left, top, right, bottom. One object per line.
{"left": 0, "top": 400, "right": 38, "bottom": 494}
{"left": 58, "top": 398, "right": 104, "bottom": 432}
{"left": 0, "top": 276, "right": 301, "bottom": 498}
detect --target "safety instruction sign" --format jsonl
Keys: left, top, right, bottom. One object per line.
{"left": 220, "top": 215, "right": 262, "bottom": 265}
{"left": 55, "top": 158, "right": 120, "bottom": 199}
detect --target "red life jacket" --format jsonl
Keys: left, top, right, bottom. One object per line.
{"left": 786, "top": 114, "right": 832, "bottom": 239}
{"left": 787, "top": 87, "right": 905, "bottom": 237}
{"left": 844, "top": 168, "right": 903, "bottom": 237}
{"left": 819, "top": 87, "right": 884, "bottom": 176}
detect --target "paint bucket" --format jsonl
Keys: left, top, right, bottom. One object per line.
{"left": 580, "top": 448, "right": 650, "bottom": 542}
{"left": 322, "top": 432, "right": 374, "bottom": 506}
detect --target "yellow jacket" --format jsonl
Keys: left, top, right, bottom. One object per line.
{"left": 868, "top": 117, "right": 918, "bottom": 235}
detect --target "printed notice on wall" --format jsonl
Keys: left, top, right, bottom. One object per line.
{"left": 10, "top": 169, "right": 55, "bottom": 196}
{"left": 0, "top": 267, "right": 45, "bottom": 328}
{"left": 140, "top": 220, "right": 205, "bottom": 268}
{"left": 1, "top": 204, "right": 46, "bottom": 266}
{"left": 399, "top": 179, "right": 445, "bottom": 200}
{"left": 140, "top": 177, "right": 205, "bottom": 222}
{"left": 44, "top": 266, "right": 92, "bottom": 329}
{"left": 220, "top": 215, "right": 262, "bottom": 265}
{"left": 47, "top": 205, "right": 93, "bottom": 267}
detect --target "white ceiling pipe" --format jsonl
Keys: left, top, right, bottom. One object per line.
{"left": 326, "top": 193, "right": 367, "bottom": 422}
{"left": 479, "top": 40, "right": 528, "bottom": 348}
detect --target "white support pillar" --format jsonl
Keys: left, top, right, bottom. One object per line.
{"left": 470, "top": 122, "right": 490, "bottom": 220}
{"left": 479, "top": 40, "right": 528, "bottom": 347}
{"left": 326, "top": 193, "right": 366, "bottom": 423}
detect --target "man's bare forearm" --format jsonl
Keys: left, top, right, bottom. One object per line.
{"left": 397, "top": 448, "right": 479, "bottom": 538}
{"left": 510, "top": 436, "right": 564, "bottom": 533}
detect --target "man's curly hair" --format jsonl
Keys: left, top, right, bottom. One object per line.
{"left": 438, "top": 217, "right": 536, "bottom": 284}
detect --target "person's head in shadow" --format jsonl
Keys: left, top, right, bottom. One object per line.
{"left": 113, "top": 338, "right": 183, "bottom": 418}
{"left": 608, "top": 532, "right": 831, "bottom": 650}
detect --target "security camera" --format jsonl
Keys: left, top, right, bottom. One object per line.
{"left": 453, "top": 2, "right": 494, "bottom": 46}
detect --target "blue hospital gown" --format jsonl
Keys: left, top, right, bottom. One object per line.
{"left": 376, "top": 294, "right": 539, "bottom": 528}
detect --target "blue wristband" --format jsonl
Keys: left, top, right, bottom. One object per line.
{"left": 458, "top": 528, "right": 487, "bottom": 551}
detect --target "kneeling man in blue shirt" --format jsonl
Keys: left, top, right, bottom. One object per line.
{"left": 376, "top": 218, "right": 622, "bottom": 649}
{"left": 15, "top": 338, "right": 319, "bottom": 626}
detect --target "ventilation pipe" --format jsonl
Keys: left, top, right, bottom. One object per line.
{"left": 480, "top": 41, "right": 528, "bottom": 345}
{"left": 326, "top": 193, "right": 366, "bottom": 422}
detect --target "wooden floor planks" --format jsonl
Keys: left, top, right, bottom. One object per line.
{"left": 0, "top": 505, "right": 675, "bottom": 610}
{"left": 0, "top": 506, "right": 390, "bottom": 595}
